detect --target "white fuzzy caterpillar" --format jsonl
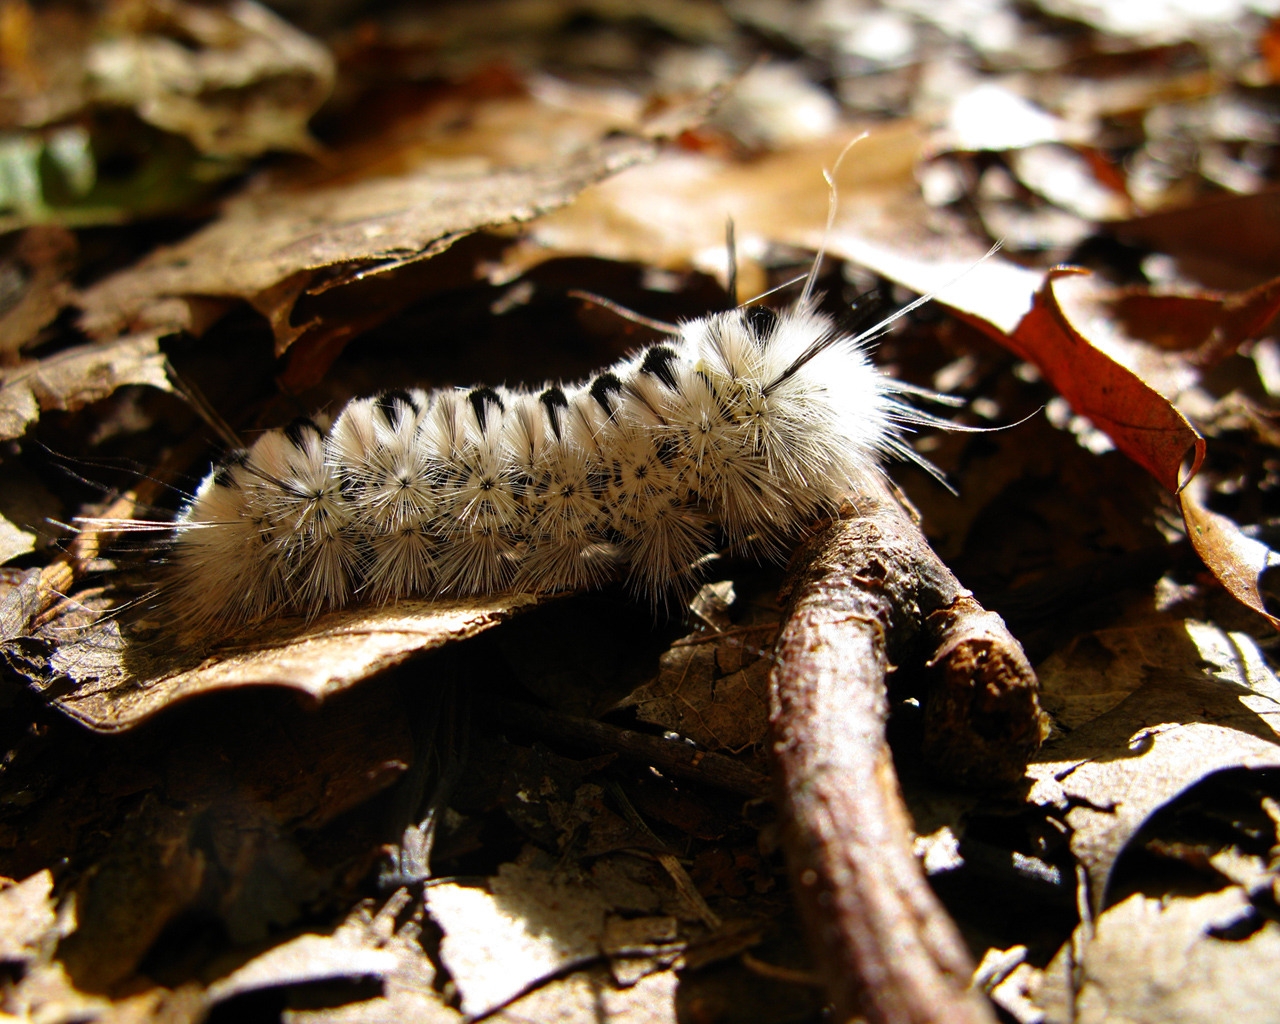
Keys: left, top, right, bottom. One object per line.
{"left": 153, "top": 292, "right": 941, "bottom": 637}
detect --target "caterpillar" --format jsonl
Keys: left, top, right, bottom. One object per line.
{"left": 84, "top": 148, "right": 981, "bottom": 642}
{"left": 131, "top": 281, "right": 950, "bottom": 640}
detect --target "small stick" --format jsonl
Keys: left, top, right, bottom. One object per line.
{"left": 769, "top": 475, "right": 1046, "bottom": 1024}
{"left": 1, "top": 489, "right": 141, "bottom": 641}
{"left": 492, "top": 699, "right": 768, "bottom": 796}
{"left": 2, "top": 432, "right": 215, "bottom": 640}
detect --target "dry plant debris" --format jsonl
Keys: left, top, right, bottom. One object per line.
{"left": 1, "top": 2, "right": 1280, "bottom": 1023}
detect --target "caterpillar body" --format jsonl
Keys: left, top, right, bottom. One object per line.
{"left": 148, "top": 292, "right": 942, "bottom": 638}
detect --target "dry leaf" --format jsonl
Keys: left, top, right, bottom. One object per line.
{"left": 626, "top": 642, "right": 771, "bottom": 754}
{"left": 0, "top": 515, "right": 36, "bottom": 565}
{"left": 1027, "top": 613, "right": 1280, "bottom": 1022}
{"left": 1007, "top": 267, "right": 1204, "bottom": 492}
{"left": 1038, "top": 618, "right": 1280, "bottom": 736}
{"left": 830, "top": 236, "right": 1280, "bottom": 626}
{"left": 1181, "top": 481, "right": 1280, "bottom": 630}
{"left": 77, "top": 135, "right": 657, "bottom": 354}
{"left": 0, "top": 870, "right": 68, "bottom": 966}
{"left": 0, "top": 1, "right": 334, "bottom": 231}
{"left": 2, "top": 961, "right": 204, "bottom": 1024}
{"left": 493, "top": 125, "right": 926, "bottom": 298}
{"left": 1, "top": 0, "right": 333, "bottom": 158}
{"left": 70, "top": 78, "right": 722, "bottom": 380}
{"left": 0, "top": 333, "right": 173, "bottom": 442}
{"left": 1107, "top": 274, "right": 1280, "bottom": 358}
{"left": 56, "top": 795, "right": 207, "bottom": 991}
{"left": 0, "top": 227, "right": 77, "bottom": 357}
{"left": 1028, "top": 621, "right": 1280, "bottom": 912}
{"left": 427, "top": 849, "right": 692, "bottom": 1021}
{"left": 1115, "top": 189, "right": 1280, "bottom": 287}
{"left": 87, "top": 0, "right": 334, "bottom": 158}
{"left": 41, "top": 682, "right": 415, "bottom": 991}
{"left": 426, "top": 851, "right": 614, "bottom": 1017}
{"left": 22, "top": 593, "right": 540, "bottom": 732}
{"left": 1038, "top": 888, "right": 1280, "bottom": 1024}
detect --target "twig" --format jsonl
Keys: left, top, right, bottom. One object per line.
{"left": 769, "top": 474, "right": 1047, "bottom": 1024}
{"left": 492, "top": 699, "right": 769, "bottom": 796}
{"left": 1, "top": 489, "right": 140, "bottom": 642}
{"left": 2, "top": 433, "right": 213, "bottom": 641}
{"left": 605, "top": 780, "right": 722, "bottom": 929}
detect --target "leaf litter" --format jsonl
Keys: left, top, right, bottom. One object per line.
{"left": 2, "top": 2, "right": 1280, "bottom": 1023}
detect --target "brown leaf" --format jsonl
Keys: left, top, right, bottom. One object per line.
{"left": 57, "top": 796, "right": 207, "bottom": 991}
{"left": 73, "top": 71, "right": 726, "bottom": 370}
{"left": 427, "top": 849, "right": 686, "bottom": 1022}
{"left": 1109, "top": 274, "right": 1280, "bottom": 359}
{"left": 2, "top": 0, "right": 333, "bottom": 157}
{"left": 1180, "top": 482, "right": 1280, "bottom": 630}
{"left": 0, "top": 227, "right": 77, "bottom": 358}
{"left": 426, "top": 851, "right": 613, "bottom": 1017}
{"left": 1028, "top": 619, "right": 1280, "bottom": 913}
{"left": 835, "top": 234, "right": 1280, "bottom": 624}
{"left": 26, "top": 594, "right": 540, "bottom": 732}
{"left": 0, "top": 333, "right": 173, "bottom": 441}
{"left": 94, "top": 0, "right": 334, "bottom": 157}
{"left": 0, "top": 515, "right": 36, "bottom": 565}
{"left": 494, "top": 125, "right": 925, "bottom": 299}
{"left": 1038, "top": 889, "right": 1280, "bottom": 1024}
{"left": 831, "top": 248, "right": 1203, "bottom": 494}
{"left": 823, "top": 241, "right": 1267, "bottom": 495}
{"left": 0, "top": 870, "right": 68, "bottom": 966}
{"left": 2, "top": 963, "right": 204, "bottom": 1024}
{"left": 1114, "top": 189, "right": 1280, "bottom": 288}
{"left": 76, "top": 134, "right": 657, "bottom": 356}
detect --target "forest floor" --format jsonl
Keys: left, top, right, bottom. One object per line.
{"left": 2, "top": 2, "right": 1280, "bottom": 1022}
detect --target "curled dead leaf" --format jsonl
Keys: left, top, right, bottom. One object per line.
{"left": 1180, "top": 482, "right": 1280, "bottom": 630}
{"left": 832, "top": 236, "right": 1280, "bottom": 627}
{"left": 1006, "top": 267, "right": 1205, "bottom": 493}
{"left": 76, "top": 135, "right": 658, "bottom": 355}
{"left": 1029, "top": 616, "right": 1280, "bottom": 914}
{"left": 1109, "top": 274, "right": 1280, "bottom": 361}
{"left": 825, "top": 251, "right": 1201, "bottom": 491}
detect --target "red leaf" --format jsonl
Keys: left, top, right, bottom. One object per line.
{"left": 1004, "top": 266, "right": 1205, "bottom": 494}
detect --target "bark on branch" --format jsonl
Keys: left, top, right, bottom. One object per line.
{"left": 769, "top": 475, "right": 1047, "bottom": 1024}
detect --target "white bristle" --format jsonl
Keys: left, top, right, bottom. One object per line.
{"left": 135, "top": 292, "right": 950, "bottom": 638}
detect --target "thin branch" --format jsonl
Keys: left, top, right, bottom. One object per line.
{"left": 769, "top": 474, "right": 1047, "bottom": 1024}
{"left": 493, "top": 699, "right": 768, "bottom": 796}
